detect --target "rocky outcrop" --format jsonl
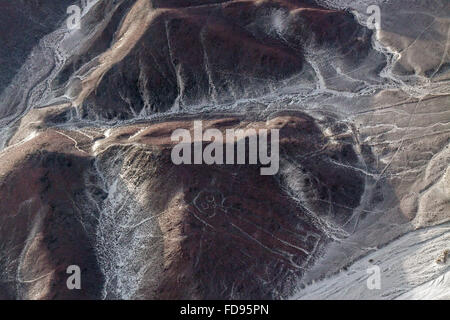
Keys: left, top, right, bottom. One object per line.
{"left": 0, "top": 107, "right": 370, "bottom": 299}
{"left": 51, "top": 0, "right": 374, "bottom": 119}
{"left": 0, "top": 130, "right": 101, "bottom": 299}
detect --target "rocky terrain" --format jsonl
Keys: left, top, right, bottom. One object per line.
{"left": 0, "top": 0, "right": 448, "bottom": 300}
